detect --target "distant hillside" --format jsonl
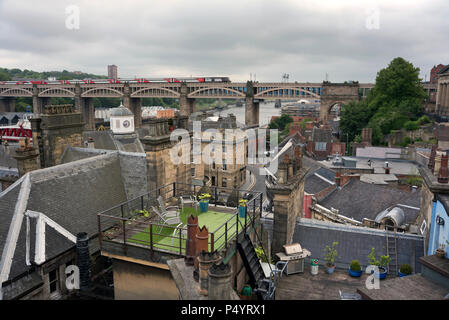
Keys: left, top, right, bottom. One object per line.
{"left": 0, "top": 67, "right": 107, "bottom": 81}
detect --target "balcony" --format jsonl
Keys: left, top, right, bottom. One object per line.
{"left": 97, "top": 183, "right": 263, "bottom": 262}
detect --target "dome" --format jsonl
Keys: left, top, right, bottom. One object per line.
{"left": 110, "top": 103, "right": 133, "bottom": 117}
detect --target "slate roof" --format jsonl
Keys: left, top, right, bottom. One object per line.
{"left": 319, "top": 179, "right": 421, "bottom": 223}
{"left": 0, "top": 152, "right": 129, "bottom": 281}
{"left": 305, "top": 174, "right": 334, "bottom": 194}
{"left": 311, "top": 126, "right": 332, "bottom": 143}
{"left": 82, "top": 130, "right": 145, "bottom": 153}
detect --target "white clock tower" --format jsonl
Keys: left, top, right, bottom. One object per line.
{"left": 110, "top": 102, "right": 135, "bottom": 134}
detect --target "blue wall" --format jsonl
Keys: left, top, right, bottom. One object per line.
{"left": 428, "top": 200, "right": 449, "bottom": 258}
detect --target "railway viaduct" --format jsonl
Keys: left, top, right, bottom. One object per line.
{"left": 1, "top": 80, "right": 425, "bottom": 128}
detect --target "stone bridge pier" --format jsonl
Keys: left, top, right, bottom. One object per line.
{"left": 245, "top": 81, "right": 259, "bottom": 127}
{"left": 0, "top": 97, "right": 16, "bottom": 112}
{"left": 180, "top": 82, "right": 196, "bottom": 117}
{"left": 123, "top": 84, "right": 142, "bottom": 128}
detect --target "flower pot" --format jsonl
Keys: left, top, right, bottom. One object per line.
{"left": 326, "top": 264, "right": 336, "bottom": 274}
{"left": 238, "top": 206, "right": 247, "bottom": 218}
{"left": 371, "top": 266, "right": 387, "bottom": 279}
{"left": 349, "top": 267, "right": 363, "bottom": 277}
{"left": 199, "top": 201, "right": 209, "bottom": 213}
{"left": 398, "top": 271, "right": 411, "bottom": 277}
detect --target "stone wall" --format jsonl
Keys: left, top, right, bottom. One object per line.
{"left": 112, "top": 259, "right": 178, "bottom": 300}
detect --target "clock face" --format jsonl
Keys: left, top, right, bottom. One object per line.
{"left": 123, "top": 120, "right": 130, "bottom": 128}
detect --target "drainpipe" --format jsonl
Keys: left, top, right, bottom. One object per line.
{"left": 427, "top": 197, "right": 437, "bottom": 256}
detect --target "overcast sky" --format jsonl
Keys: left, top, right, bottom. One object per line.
{"left": 0, "top": 0, "right": 448, "bottom": 82}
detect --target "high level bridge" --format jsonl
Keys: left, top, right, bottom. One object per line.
{"left": 0, "top": 81, "right": 435, "bottom": 129}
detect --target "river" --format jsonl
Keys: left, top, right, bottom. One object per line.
{"left": 213, "top": 101, "right": 282, "bottom": 127}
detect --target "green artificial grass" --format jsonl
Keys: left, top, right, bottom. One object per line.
{"left": 127, "top": 207, "right": 248, "bottom": 253}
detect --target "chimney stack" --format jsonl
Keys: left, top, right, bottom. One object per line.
{"left": 438, "top": 153, "right": 449, "bottom": 183}
{"left": 384, "top": 161, "right": 390, "bottom": 174}
{"left": 193, "top": 226, "right": 209, "bottom": 282}
{"left": 207, "top": 262, "right": 233, "bottom": 300}
{"left": 185, "top": 215, "right": 198, "bottom": 266}
{"left": 198, "top": 250, "right": 221, "bottom": 296}
{"left": 334, "top": 172, "right": 341, "bottom": 186}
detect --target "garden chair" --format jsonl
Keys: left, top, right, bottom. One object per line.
{"left": 179, "top": 194, "right": 199, "bottom": 213}
{"left": 157, "top": 195, "right": 179, "bottom": 218}
{"left": 151, "top": 206, "right": 184, "bottom": 243}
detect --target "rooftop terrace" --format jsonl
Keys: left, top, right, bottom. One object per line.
{"left": 97, "top": 183, "right": 263, "bottom": 259}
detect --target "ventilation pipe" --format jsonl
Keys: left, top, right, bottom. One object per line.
{"left": 76, "top": 232, "right": 91, "bottom": 291}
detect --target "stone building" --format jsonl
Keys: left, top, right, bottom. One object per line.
{"left": 30, "top": 104, "right": 84, "bottom": 169}
{"left": 436, "top": 65, "right": 449, "bottom": 116}
{"left": 0, "top": 149, "right": 147, "bottom": 299}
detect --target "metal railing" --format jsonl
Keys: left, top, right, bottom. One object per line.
{"left": 97, "top": 182, "right": 263, "bottom": 257}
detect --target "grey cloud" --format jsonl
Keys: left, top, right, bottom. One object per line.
{"left": 0, "top": 0, "right": 448, "bottom": 82}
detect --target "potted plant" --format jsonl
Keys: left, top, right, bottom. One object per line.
{"left": 323, "top": 241, "right": 338, "bottom": 274}
{"left": 349, "top": 260, "right": 362, "bottom": 277}
{"left": 436, "top": 244, "right": 446, "bottom": 258}
{"left": 368, "top": 247, "right": 391, "bottom": 280}
{"left": 198, "top": 193, "right": 211, "bottom": 213}
{"left": 238, "top": 199, "right": 248, "bottom": 218}
{"left": 398, "top": 264, "right": 413, "bottom": 277}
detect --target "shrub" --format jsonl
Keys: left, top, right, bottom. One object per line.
{"left": 350, "top": 260, "right": 361, "bottom": 272}
{"left": 417, "top": 115, "right": 431, "bottom": 125}
{"left": 404, "top": 121, "right": 419, "bottom": 131}
{"left": 368, "top": 247, "right": 391, "bottom": 268}
{"left": 323, "top": 241, "right": 339, "bottom": 266}
{"left": 399, "top": 264, "right": 413, "bottom": 275}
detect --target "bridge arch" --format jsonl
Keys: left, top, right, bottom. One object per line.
{"left": 254, "top": 87, "right": 320, "bottom": 99}
{"left": 188, "top": 87, "right": 245, "bottom": 98}
{"left": 0, "top": 88, "right": 33, "bottom": 96}
{"left": 131, "top": 87, "right": 180, "bottom": 98}
{"left": 38, "top": 88, "right": 75, "bottom": 97}
{"left": 81, "top": 87, "right": 124, "bottom": 97}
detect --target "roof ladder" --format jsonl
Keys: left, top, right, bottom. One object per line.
{"left": 385, "top": 228, "right": 398, "bottom": 275}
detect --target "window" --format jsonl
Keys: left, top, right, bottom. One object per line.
{"left": 191, "top": 167, "right": 195, "bottom": 176}
{"left": 315, "top": 142, "right": 327, "bottom": 151}
{"left": 49, "top": 269, "right": 59, "bottom": 294}
{"left": 212, "top": 161, "right": 216, "bottom": 170}
{"left": 223, "top": 159, "right": 227, "bottom": 171}
{"left": 222, "top": 178, "right": 227, "bottom": 188}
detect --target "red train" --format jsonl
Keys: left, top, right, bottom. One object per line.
{"left": 0, "top": 77, "right": 230, "bottom": 85}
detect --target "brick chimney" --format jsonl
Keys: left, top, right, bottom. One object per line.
{"left": 334, "top": 172, "right": 341, "bottom": 186}
{"left": 438, "top": 153, "right": 449, "bottom": 183}
{"left": 185, "top": 215, "right": 198, "bottom": 266}
{"left": 193, "top": 226, "right": 209, "bottom": 282}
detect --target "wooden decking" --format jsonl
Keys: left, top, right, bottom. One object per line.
{"left": 276, "top": 265, "right": 368, "bottom": 300}
{"left": 357, "top": 274, "right": 448, "bottom": 300}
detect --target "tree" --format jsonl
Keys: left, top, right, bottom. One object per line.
{"left": 0, "top": 70, "right": 10, "bottom": 81}
{"left": 340, "top": 57, "right": 427, "bottom": 146}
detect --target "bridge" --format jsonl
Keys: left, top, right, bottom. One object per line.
{"left": 0, "top": 81, "right": 435, "bottom": 129}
